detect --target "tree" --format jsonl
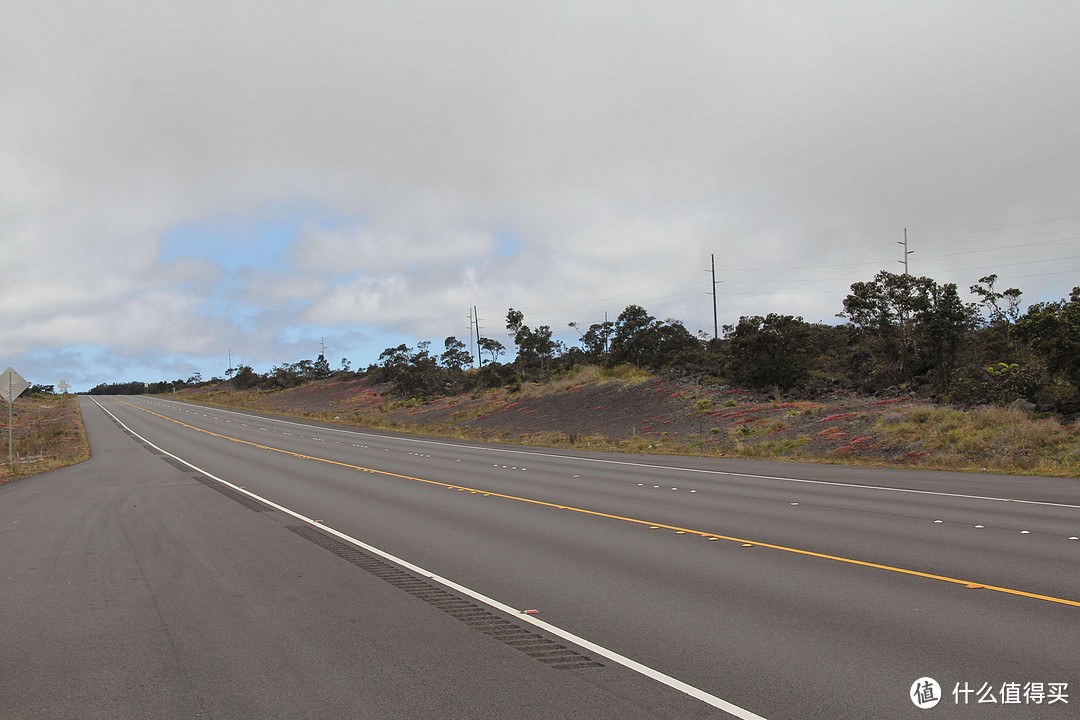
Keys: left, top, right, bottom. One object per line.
{"left": 268, "top": 357, "right": 332, "bottom": 388}
{"left": 916, "top": 282, "right": 979, "bottom": 391}
{"left": 440, "top": 336, "right": 472, "bottom": 371}
{"left": 970, "top": 274, "right": 1023, "bottom": 325}
{"left": 230, "top": 365, "right": 261, "bottom": 389}
{"left": 839, "top": 271, "right": 935, "bottom": 386}
{"left": 477, "top": 337, "right": 505, "bottom": 365}
{"left": 609, "top": 305, "right": 701, "bottom": 370}
{"left": 505, "top": 308, "right": 558, "bottom": 371}
{"left": 313, "top": 354, "right": 332, "bottom": 379}
{"left": 571, "top": 319, "right": 613, "bottom": 362}
{"left": 724, "top": 314, "right": 814, "bottom": 391}
{"left": 1016, "top": 286, "right": 1080, "bottom": 390}
{"left": 970, "top": 274, "right": 1023, "bottom": 359}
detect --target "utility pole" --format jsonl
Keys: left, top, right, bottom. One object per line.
{"left": 320, "top": 337, "right": 326, "bottom": 359}
{"left": 227, "top": 349, "right": 233, "bottom": 377}
{"left": 711, "top": 253, "right": 719, "bottom": 340}
{"left": 898, "top": 228, "right": 913, "bottom": 276}
{"left": 897, "top": 229, "right": 915, "bottom": 347}
{"left": 474, "top": 306, "right": 482, "bottom": 367}
{"left": 468, "top": 307, "right": 476, "bottom": 368}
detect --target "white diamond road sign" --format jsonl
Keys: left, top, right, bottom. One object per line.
{"left": 0, "top": 367, "right": 29, "bottom": 404}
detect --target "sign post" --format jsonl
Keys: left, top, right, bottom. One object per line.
{"left": 0, "top": 367, "right": 29, "bottom": 465}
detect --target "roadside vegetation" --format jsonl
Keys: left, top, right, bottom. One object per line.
{"left": 873, "top": 405, "right": 1080, "bottom": 475}
{"left": 0, "top": 391, "right": 89, "bottom": 482}
{"left": 83, "top": 269, "right": 1080, "bottom": 477}
{"left": 99, "top": 271, "right": 1080, "bottom": 413}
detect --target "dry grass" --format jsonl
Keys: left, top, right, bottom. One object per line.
{"left": 512, "top": 364, "right": 651, "bottom": 399}
{"left": 172, "top": 373, "right": 1080, "bottom": 478}
{"left": 875, "top": 404, "right": 1080, "bottom": 475}
{"left": 0, "top": 393, "right": 90, "bottom": 481}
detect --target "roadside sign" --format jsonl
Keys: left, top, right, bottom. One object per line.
{"left": 1, "top": 367, "right": 28, "bottom": 465}
{"left": 0, "top": 367, "right": 28, "bottom": 404}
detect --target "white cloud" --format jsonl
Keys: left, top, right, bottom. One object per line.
{"left": 2, "top": 1, "right": 1079, "bottom": 388}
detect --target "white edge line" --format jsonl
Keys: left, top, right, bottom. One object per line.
{"left": 93, "top": 398, "right": 768, "bottom": 720}
{"left": 146, "top": 397, "right": 1080, "bottom": 511}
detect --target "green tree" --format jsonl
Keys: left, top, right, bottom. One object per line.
{"left": 477, "top": 337, "right": 505, "bottom": 365}
{"left": 1016, "top": 286, "right": 1080, "bottom": 390}
{"left": 916, "top": 281, "right": 980, "bottom": 392}
{"left": 374, "top": 342, "right": 442, "bottom": 398}
{"left": 970, "top": 273, "right": 1023, "bottom": 360}
{"left": 313, "top": 354, "right": 332, "bottom": 379}
{"left": 231, "top": 364, "right": 261, "bottom": 389}
{"left": 839, "top": 271, "right": 935, "bottom": 386}
{"left": 570, "top": 319, "right": 614, "bottom": 363}
{"left": 609, "top": 305, "right": 701, "bottom": 370}
{"left": 505, "top": 308, "right": 558, "bottom": 371}
{"left": 970, "top": 274, "right": 1023, "bottom": 326}
{"left": 724, "top": 314, "right": 814, "bottom": 391}
{"left": 440, "top": 336, "right": 472, "bottom": 371}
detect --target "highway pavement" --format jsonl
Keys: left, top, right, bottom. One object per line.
{"left": 1, "top": 395, "right": 1077, "bottom": 719}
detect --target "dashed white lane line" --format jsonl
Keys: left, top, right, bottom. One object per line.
{"left": 144, "top": 399, "right": 1080, "bottom": 543}
{"left": 638, "top": 482, "right": 696, "bottom": 494}
{"left": 930, "top": 519, "right": 1079, "bottom": 541}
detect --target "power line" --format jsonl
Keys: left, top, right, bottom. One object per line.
{"left": 911, "top": 213, "right": 1080, "bottom": 237}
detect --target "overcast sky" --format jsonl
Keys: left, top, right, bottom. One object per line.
{"left": 3, "top": 1, "right": 1079, "bottom": 391}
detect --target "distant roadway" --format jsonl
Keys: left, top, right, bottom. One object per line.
{"left": 1, "top": 395, "right": 1077, "bottom": 719}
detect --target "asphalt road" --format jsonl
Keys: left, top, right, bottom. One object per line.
{"left": 2, "top": 395, "right": 1078, "bottom": 719}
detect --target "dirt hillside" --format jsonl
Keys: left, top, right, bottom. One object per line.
{"left": 179, "top": 370, "right": 1080, "bottom": 477}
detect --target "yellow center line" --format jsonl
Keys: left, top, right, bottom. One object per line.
{"left": 122, "top": 399, "right": 1080, "bottom": 609}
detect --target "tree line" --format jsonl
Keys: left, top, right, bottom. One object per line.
{"left": 93, "top": 271, "right": 1080, "bottom": 412}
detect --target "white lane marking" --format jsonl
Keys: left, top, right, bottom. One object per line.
{"left": 138, "top": 397, "right": 1080, "bottom": 510}
{"left": 92, "top": 397, "right": 767, "bottom": 720}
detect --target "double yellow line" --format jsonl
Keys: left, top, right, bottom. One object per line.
{"left": 122, "top": 399, "right": 1080, "bottom": 609}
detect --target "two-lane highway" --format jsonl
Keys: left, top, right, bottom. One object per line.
{"left": 4, "top": 395, "right": 1078, "bottom": 718}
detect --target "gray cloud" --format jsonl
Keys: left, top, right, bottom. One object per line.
{"left": 3, "top": 1, "right": 1079, "bottom": 388}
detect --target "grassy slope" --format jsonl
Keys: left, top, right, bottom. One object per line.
{"left": 0, "top": 393, "right": 90, "bottom": 482}
{"left": 176, "top": 367, "right": 1080, "bottom": 478}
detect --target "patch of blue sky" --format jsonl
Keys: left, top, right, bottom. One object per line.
{"left": 160, "top": 202, "right": 363, "bottom": 274}
{"left": 331, "top": 272, "right": 363, "bottom": 288}
{"left": 276, "top": 325, "right": 420, "bottom": 368}
{"left": 494, "top": 228, "right": 521, "bottom": 258}
{"left": 348, "top": 330, "right": 427, "bottom": 367}
{"left": 276, "top": 324, "right": 359, "bottom": 359}
{"left": 24, "top": 344, "right": 202, "bottom": 392}
{"left": 20, "top": 344, "right": 102, "bottom": 388}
